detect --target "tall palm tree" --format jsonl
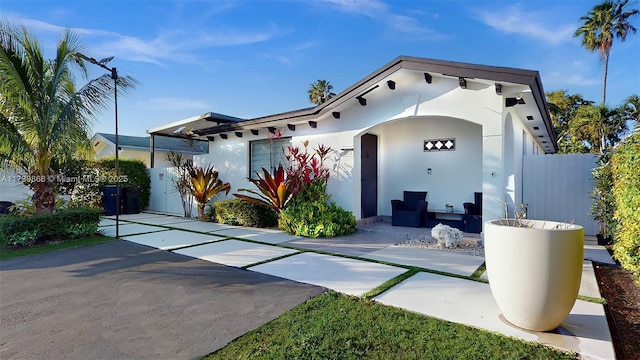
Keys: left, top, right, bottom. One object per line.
{"left": 0, "top": 22, "right": 136, "bottom": 213}
{"left": 308, "top": 79, "right": 335, "bottom": 105}
{"left": 575, "top": 0, "right": 639, "bottom": 105}
{"left": 571, "top": 103, "right": 627, "bottom": 154}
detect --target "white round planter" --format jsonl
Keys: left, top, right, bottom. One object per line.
{"left": 484, "top": 219, "right": 584, "bottom": 331}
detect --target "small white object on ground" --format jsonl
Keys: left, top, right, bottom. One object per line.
{"left": 431, "top": 223, "right": 463, "bottom": 248}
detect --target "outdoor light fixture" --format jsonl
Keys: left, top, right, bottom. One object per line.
{"left": 424, "top": 73, "right": 432, "bottom": 83}
{"left": 357, "top": 96, "right": 367, "bottom": 106}
{"left": 332, "top": 112, "right": 340, "bottom": 119}
{"left": 495, "top": 83, "right": 502, "bottom": 95}
{"left": 220, "top": 133, "right": 228, "bottom": 139}
{"left": 268, "top": 127, "right": 276, "bottom": 133}
{"left": 78, "top": 53, "right": 121, "bottom": 239}
{"left": 287, "top": 124, "right": 296, "bottom": 131}
{"left": 428, "top": 168, "right": 432, "bottom": 175}
{"left": 308, "top": 121, "right": 318, "bottom": 128}
{"left": 251, "top": 129, "right": 259, "bottom": 135}
{"left": 387, "top": 80, "right": 396, "bottom": 90}
{"left": 458, "top": 77, "right": 467, "bottom": 89}
{"left": 505, "top": 97, "right": 525, "bottom": 107}
{"left": 235, "top": 132, "right": 243, "bottom": 138}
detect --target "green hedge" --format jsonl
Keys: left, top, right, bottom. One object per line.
{"left": 279, "top": 200, "right": 356, "bottom": 238}
{"left": 0, "top": 207, "right": 102, "bottom": 248}
{"left": 212, "top": 199, "right": 278, "bottom": 228}
{"left": 98, "top": 158, "right": 151, "bottom": 209}
{"left": 611, "top": 133, "right": 640, "bottom": 282}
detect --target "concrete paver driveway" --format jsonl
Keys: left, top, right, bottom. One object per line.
{"left": 0, "top": 241, "right": 324, "bottom": 360}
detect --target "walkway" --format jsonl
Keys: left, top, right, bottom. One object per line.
{"left": 100, "top": 213, "right": 616, "bottom": 359}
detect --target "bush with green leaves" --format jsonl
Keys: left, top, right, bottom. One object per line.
{"left": 98, "top": 158, "right": 151, "bottom": 209}
{"left": 611, "top": 133, "right": 640, "bottom": 282}
{"left": 212, "top": 199, "right": 278, "bottom": 228}
{"left": 279, "top": 199, "right": 356, "bottom": 238}
{"left": 590, "top": 153, "right": 616, "bottom": 239}
{"left": 0, "top": 207, "right": 101, "bottom": 248}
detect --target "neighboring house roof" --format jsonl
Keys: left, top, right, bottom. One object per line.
{"left": 148, "top": 55, "right": 557, "bottom": 153}
{"left": 94, "top": 133, "right": 208, "bottom": 154}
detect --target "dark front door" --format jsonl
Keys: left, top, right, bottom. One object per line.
{"left": 361, "top": 133, "right": 378, "bottom": 218}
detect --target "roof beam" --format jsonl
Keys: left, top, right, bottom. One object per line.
{"left": 458, "top": 77, "right": 467, "bottom": 89}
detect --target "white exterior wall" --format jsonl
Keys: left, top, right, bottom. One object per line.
{"left": 96, "top": 143, "right": 183, "bottom": 168}
{"left": 0, "top": 168, "right": 31, "bottom": 202}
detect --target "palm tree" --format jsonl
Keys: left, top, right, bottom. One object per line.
{"left": 575, "top": 0, "right": 639, "bottom": 105}
{"left": 571, "top": 103, "right": 627, "bottom": 154}
{"left": 308, "top": 79, "right": 335, "bottom": 105}
{"left": 0, "top": 22, "right": 136, "bottom": 213}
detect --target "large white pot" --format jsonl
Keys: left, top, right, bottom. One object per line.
{"left": 484, "top": 219, "right": 584, "bottom": 331}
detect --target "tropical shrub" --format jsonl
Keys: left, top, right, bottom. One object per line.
{"left": 611, "top": 133, "right": 640, "bottom": 282}
{"left": 285, "top": 141, "right": 332, "bottom": 203}
{"left": 234, "top": 164, "right": 292, "bottom": 213}
{"left": 0, "top": 207, "right": 101, "bottom": 248}
{"left": 590, "top": 153, "right": 616, "bottom": 241}
{"left": 98, "top": 158, "right": 151, "bottom": 209}
{"left": 212, "top": 199, "right": 278, "bottom": 228}
{"left": 279, "top": 200, "right": 356, "bottom": 238}
{"left": 188, "top": 164, "right": 230, "bottom": 220}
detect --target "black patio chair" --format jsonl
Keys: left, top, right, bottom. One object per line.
{"left": 463, "top": 192, "right": 482, "bottom": 233}
{"left": 391, "top": 191, "right": 428, "bottom": 227}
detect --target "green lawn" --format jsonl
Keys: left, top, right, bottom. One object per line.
{"left": 0, "top": 235, "right": 115, "bottom": 261}
{"left": 206, "top": 291, "right": 577, "bottom": 360}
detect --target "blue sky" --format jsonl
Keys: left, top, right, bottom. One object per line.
{"left": 1, "top": 0, "right": 638, "bottom": 137}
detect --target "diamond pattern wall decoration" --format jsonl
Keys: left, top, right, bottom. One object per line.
{"left": 424, "top": 138, "right": 455, "bottom": 152}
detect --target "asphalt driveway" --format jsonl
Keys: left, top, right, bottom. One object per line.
{"left": 0, "top": 240, "right": 325, "bottom": 360}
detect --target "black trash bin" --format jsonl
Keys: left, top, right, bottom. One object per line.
{"left": 122, "top": 186, "right": 141, "bottom": 214}
{"left": 101, "top": 185, "right": 122, "bottom": 215}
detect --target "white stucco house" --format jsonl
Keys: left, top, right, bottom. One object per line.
{"left": 93, "top": 132, "right": 208, "bottom": 168}
{"left": 147, "top": 56, "right": 557, "bottom": 231}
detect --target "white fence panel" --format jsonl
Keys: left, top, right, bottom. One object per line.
{"left": 147, "top": 167, "right": 190, "bottom": 215}
{"left": 0, "top": 169, "right": 31, "bottom": 202}
{"left": 523, "top": 154, "right": 598, "bottom": 235}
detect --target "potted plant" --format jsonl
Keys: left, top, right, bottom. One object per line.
{"left": 484, "top": 204, "right": 584, "bottom": 331}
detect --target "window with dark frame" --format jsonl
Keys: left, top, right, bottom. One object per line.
{"left": 249, "top": 137, "right": 291, "bottom": 179}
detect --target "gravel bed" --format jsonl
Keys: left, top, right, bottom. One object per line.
{"left": 394, "top": 238, "right": 485, "bottom": 257}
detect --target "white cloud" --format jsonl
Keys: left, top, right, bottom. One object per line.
{"left": 3, "top": 12, "right": 287, "bottom": 65}
{"left": 474, "top": 5, "right": 574, "bottom": 45}
{"left": 320, "top": 0, "right": 445, "bottom": 39}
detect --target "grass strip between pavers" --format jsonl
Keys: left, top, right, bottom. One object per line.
{"left": 241, "top": 250, "right": 306, "bottom": 269}
{"left": 204, "top": 291, "right": 577, "bottom": 360}
{"left": 106, "top": 219, "right": 609, "bottom": 305}
{"left": 361, "top": 268, "right": 420, "bottom": 299}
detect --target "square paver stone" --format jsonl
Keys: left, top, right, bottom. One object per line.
{"left": 213, "top": 227, "right": 302, "bottom": 244}
{"left": 126, "top": 216, "right": 195, "bottom": 226}
{"left": 105, "top": 213, "right": 167, "bottom": 221}
{"left": 362, "top": 246, "right": 485, "bottom": 277}
{"left": 99, "top": 223, "right": 167, "bottom": 237}
{"left": 375, "top": 272, "right": 614, "bottom": 360}
{"left": 123, "top": 230, "right": 225, "bottom": 250}
{"left": 99, "top": 218, "right": 117, "bottom": 227}
{"left": 249, "top": 252, "right": 406, "bottom": 297}
{"left": 174, "top": 240, "right": 298, "bottom": 268}
{"left": 164, "top": 220, "right": 237, "bottom": 233}
{"left": 584, "top": 244, "right": 615, "bottom": 264}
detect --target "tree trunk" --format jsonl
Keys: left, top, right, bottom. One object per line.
{"left": 600, "top": 51, "right": 609, "bottom": 154}
{"left": 30, "top": 179, "right": 56, "bottom": 214}
{"left": 197, "top": 203, "right": 205, "bottom": 220}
